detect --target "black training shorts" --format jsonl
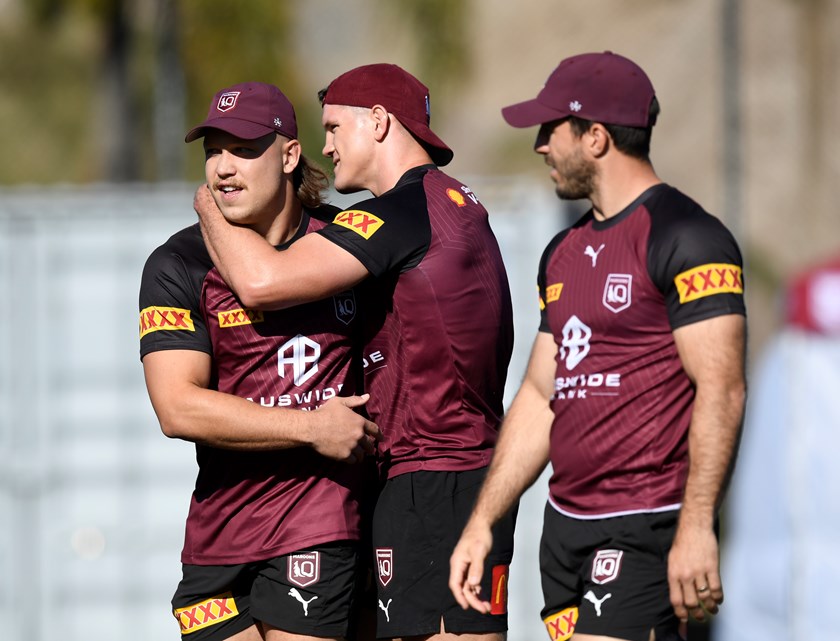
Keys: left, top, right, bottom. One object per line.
{"left": 539, "top": 504, "right": 683, "bottom": 641}
{"left": 371, "top": 468, "right": 517, "bottom": 638}
{"left": 171, "top": 542, "right": 361, "bottom": 640}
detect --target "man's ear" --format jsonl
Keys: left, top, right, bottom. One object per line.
{"left": 585, "top": 123, "right": 611, "bottom": 159}
{"left": 282, "top": 138, "right": 302, "bottom": 174}
{"left": 369, "top": 105, "right": 391, "bottom": 142}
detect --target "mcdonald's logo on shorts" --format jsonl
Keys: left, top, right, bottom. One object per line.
{"left": 490, "top": 564, "right": 509, "bottom": 615}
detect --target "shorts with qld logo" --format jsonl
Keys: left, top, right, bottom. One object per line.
{"left": 171, "top": 542, "right": 361, "bottom": 641}
{"left": 539, "top": 504, "right": 684, "bottom": 641}
{"left": 372, "top": 468, "right": 517, "bottom": 638}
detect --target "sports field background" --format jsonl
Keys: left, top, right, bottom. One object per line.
{"left": 1, "top": 1, "right": 838, "bottom": 639}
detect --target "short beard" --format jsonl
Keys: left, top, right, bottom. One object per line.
{"left": 553, "top": 148, "right": 596, "bottom": 201}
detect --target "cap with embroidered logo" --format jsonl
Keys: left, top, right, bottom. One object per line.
{"left": 321, "top": 63, "right": 453, "bottom": 166}
{"left": 185, "top": 81, "right": 298, "bottom": 143}
{"left": 502, "top": 51, "right": 657, "bottom": 129}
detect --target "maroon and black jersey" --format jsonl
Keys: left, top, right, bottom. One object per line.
{"left": 537, "top": 184, "right": 745, "bottom": 518}
{"left": 317, "top": 165, "right": 514, "bottom": 478}
{"left": 139, "top": 209, "right": 366, "bottom": 565}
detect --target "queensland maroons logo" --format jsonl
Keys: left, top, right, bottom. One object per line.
{"left": 375, "top": 548, "right": 393, "bottom": 587}
{"left": 591, "top": 549, "right": 623, "bottom": 585}
{"left": 288, "top": 551, "right": 320, "bottom": 588}
{"left": 216, "top": 91, "right": 240, "bottom": 112}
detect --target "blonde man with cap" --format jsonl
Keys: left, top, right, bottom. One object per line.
{"left": 194, "top": 64, "right": 516, "bottom": 641}
{"left": 140, "top": 81, "right": 380, "bottom": 641}
{"left": 449, "top": 52, "right": 747, "bottom": 641}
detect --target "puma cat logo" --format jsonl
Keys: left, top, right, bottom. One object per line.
{"left": 584, "top": 243, "right": 605, "bottom": 267}
{"left": 583, "top": 590, "right": 611, "bottom": 617}
{"left": 378, "top": 598, "right": 393, "bottom": 622}
{"left": 288, "top": 588, "right": 318, "bottom": 616}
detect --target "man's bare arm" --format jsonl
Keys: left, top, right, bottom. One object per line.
{"left": 194, "top": 185, "right": 369, "bottom": 310}
{"left": 143, "top": 349, "right": 379, "bottom": 461}
{"left": 668, "top": 313, "right": 746, "bottom": 623}
{"left": 449, "top": 331, "right": 557, "bottom": 612}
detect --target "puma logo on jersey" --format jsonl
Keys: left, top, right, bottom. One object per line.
{"left": 288, "top": 588, "right": 318, "bottom": 616}
{"left": 584, "top": 244, "right": 605, "bottom": 267}
{"left": 583, "top": 590, "right": 611, "bottom": 617}
{"left": 378, "top": 598, "right": 393, "bottom": 622}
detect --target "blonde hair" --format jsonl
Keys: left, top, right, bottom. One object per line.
{"left": 293, "top": 155, "right": 330, "bottom": 209}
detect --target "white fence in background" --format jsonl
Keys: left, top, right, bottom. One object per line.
{"left": 0, "top": 180, "right": 569, "bottom": 641}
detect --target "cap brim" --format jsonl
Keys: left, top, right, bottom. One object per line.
{"left": 398, "top": 116, "right": 454, "bottom": 167}
{"left": 184, "top": 118, "right": 277, "bottom": 143}
{"left": 501, "top": 98, "right": 570, "bottom": 128}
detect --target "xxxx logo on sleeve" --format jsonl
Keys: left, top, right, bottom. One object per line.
{"left": 139, "top": 306, "right": 194, "bottom": 338}
{"left": 173, "top": 592, "right": 238, "bottom": 635}
{"left": 674, "top": 263, "right": 743, "bottom": 304}
{"left": 218, "top": 308, "right": 264, "bottom": 328}
{"left": 539, "top": 282, "right": 564, "bottom": 310}
{"left": 332, "top": 210, "right": 384, "bottom": 239}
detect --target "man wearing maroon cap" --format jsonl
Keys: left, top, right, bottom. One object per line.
{"left": 450, "top": 52, "right": 747, "bottom": 641}
{"left": 140, "top": 81, "right": 381, "bottom": 641}
{"left": 194, "top": 64, "right": 515, "bottom": 641}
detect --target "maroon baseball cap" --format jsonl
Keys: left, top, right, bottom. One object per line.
{"left": 502, "top": 52, "right": 657, "bottom": 129}
{"left": 321, "top": 63, "right": 454, "bottom": 166}
{"left": 185, "top": 81, "right": 298, "bottom": 143}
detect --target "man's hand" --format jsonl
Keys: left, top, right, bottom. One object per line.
{"left": 309, "top": 394, "right": 380, "bottom": 463}
{"left": 194, "top": 183, "right": 217, "bottom": 222}
{"left": 448, "top": 519, "right": 494, "bottom": 613}
{"left": 667, "top": 521, "right": 723, "bottom": 624}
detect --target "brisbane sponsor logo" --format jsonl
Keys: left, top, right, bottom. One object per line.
{"left": 675, "top": 263, "right": 743, "bottom": 304}
{"left": 173, "top": 592, "right": 238, "bottom": 634}
{"left": 543, "top": 606, "right": 578, "bottom": 641}
{"left": 491, "top": 564, "right": 509, "bottom": 615}
{"left": 139, "top": 306, "right": 194, "bottom": 338}
{"left": 217, "top": 308, "right": 264, "bottom": 328}
{"left": 333, "top": 209, "right": 384, "bottom": 239}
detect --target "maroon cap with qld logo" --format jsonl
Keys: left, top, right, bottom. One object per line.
{"left": 185, "top": 81, "right": 298, "bottom": 143}
{"left": 502, "top": 52, "right": 657, "bottom": 129}
{"left": 322, "top": 63, "right": 454, "bottom": 166}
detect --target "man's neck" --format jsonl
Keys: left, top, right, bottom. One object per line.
{"left": 590, "top": 159, "right": 660, "bottom": 221}
{"left": 260, "top": 197, "right": 304, "bottom": 246}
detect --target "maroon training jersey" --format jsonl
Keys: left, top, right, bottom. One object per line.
{"left": 317, "top": 166, "right": 514, "bottom": 478}
{"left": 139, "top": 210, "right": 366, "bottom": 565}
{"left": 537, "top": 184, "right": 745, "bottom": 518}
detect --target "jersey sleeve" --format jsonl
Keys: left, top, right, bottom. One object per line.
{"left": 537, "top": 229, "right": 571, "bottom": 332}
{"left": 648, "top": 207, "right": 746, "bottom": 330}
{"left": 315, "top": 194, "right": 431, "bottom": 278}
{"left": 138, "top": 226, "right": 213, "bottom": 360}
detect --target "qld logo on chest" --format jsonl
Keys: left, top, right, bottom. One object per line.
{"left": 602, "top": 274, "right": 632, "bottom": 313}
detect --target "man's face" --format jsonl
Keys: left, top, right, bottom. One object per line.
{"left": 534, "top": 120, "right": 596, "bottom": 201}
{"left": 321, "top": 103, "right": 375, "bottom": 194}
{"left": 203, "top": 130, "right": 287, "bottom": 227}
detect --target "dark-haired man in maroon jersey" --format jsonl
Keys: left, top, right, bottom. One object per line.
{"left": 140, "top": 82, "right": 380, "bottom": 641}
{"left": 193, "top": 64, "right": 515, "bottom": 641}
{"left": 450, "top": 52, "right": 747, "bottom": 641}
